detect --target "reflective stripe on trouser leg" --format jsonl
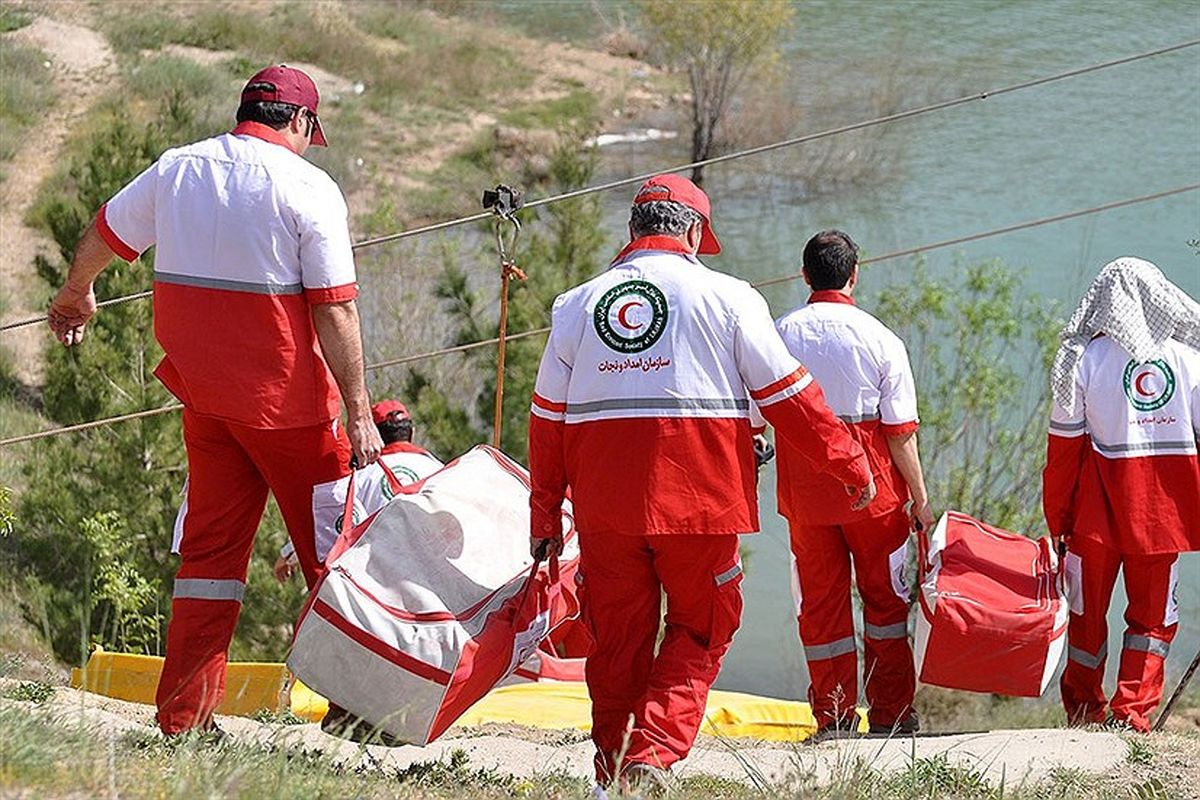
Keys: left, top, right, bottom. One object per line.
{"left": 804, "top": 636, "right": 858, "bottom": 661}
{"left": 158, "top": 410, "right": 267, "bottom": 735}
{"left": 1111, "top": 551, "right": 1179, "bottom": 732}
{"left": 1067, "top": 642, "right": 1108, "bottom": 670}
{"left": 863, "top": 622, "right": 907, "bottom": 640}
{"left": 789, "top": 519, "right": 856, "bottom": 728}
{"left": 1060, "top": 537, "right": 1120, "bottom": 726}
{"left": 622, "top": 534, "right": 742, "bottom": 774}
{"left": 173, "top": 578, "right": 246, "bottom": 602}
{"left": 845, "top": 509, "right": 915, "bottom": 729}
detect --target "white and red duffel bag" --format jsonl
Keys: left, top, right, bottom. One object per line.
{"left": 287, "top": 445, "right": 581, "bottom": 744}
{"left": 914, "top": 510, "right": 1068, "bottom": 697}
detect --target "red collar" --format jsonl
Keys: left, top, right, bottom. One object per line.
{"left": 382, "top": 441, "right": 430, "bottom": 457}
{"left": 231, "top": 121, "right": 299, "bottom": 154}
{"left": 611, "top": 235, "right": 696, "bottom": 265}
{"left": 807, "top": 289, "right": 856, "bottom": 306}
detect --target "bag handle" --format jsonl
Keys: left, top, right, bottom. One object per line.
{"left": 339, "top": 469, "right": 357, "bottom": 540}
{"left": 377, "top": 458, "right": 405, "bottom": 496}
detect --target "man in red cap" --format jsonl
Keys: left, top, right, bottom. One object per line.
{"left": 46, "top": 65, "right": 382, "bottom": 736}
{"left": 528, "top": 174, "right": 874, "bottom": 790}
{"left": 272, "top": 399, "right": 444, "bottom": 582}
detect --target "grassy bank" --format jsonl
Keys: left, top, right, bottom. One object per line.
{"left": 1, "top": 693, "right": 1195, "bottom": 800}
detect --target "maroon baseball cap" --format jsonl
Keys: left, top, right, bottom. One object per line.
{"left": 371, "top": 400, "right": 410, "bottom": 424}
{"left": 632, "top": 174, "right": 721, "bottom": 255}
{"left": 240, "top": 65, "right": 327, "bottom": 147}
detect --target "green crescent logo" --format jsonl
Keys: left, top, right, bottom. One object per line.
{"left": 1123, "top": 359, "right": 1175, "bottom": 412}
{"left": 593, "top": 280, "right": 668, "bottom": 354}
{"left": 381, "top": 465, "right": 421, "bottom": 500}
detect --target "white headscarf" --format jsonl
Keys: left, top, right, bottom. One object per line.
{"left": 1052, "top": 257, "right": 1200, "bottom": 415}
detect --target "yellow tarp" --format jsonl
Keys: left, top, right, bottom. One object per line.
{"left": 71, "top": 651, "right": 865, "bottom": 741}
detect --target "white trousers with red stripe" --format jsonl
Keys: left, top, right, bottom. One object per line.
{"left": 1061, "top": 536, "right": 1179, "bottom": 731}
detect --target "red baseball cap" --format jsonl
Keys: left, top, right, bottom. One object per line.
{"left": 631, "top": 174, "right": 721, "bottom": 255}
{"left": 240, "top": 65, "right": 328, "bottom": 147}
{"left": 371, "top": 400, "right": 410, "bottom": 424}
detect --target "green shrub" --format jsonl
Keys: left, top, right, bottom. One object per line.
{"left": 0, "top": 6, "right": 31, "bottom": 33}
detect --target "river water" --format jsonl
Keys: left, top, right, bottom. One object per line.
{"left": 407, "top": 1, "right": 1200, "bottom": 701}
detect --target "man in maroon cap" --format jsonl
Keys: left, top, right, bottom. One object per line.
{"left": 528, "top": 174, "right": 875, "bottom": 790}
{"left": 46, "top": 65, "right": 382, "bottom": 736}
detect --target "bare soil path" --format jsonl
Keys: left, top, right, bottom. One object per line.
{"left": 1, "top": 13, "right": 118, "bottom": 386}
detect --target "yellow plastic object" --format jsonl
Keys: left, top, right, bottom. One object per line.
{"left": 453, "top": 683, "right": 867, "bottom": 742}
{"left": 289, "top": 678, "right": 329, "bottom": 722}
{"left": 72, "top": 651, "right": 867, "bottom": 742}
{"left": 70, "top": 650, "right": 289, "bottom": 716}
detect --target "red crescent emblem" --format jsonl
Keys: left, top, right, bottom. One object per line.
{"left": 1135, "top": 371, "right": 1155, "bottom": 397}
{"left": 617, "top": 300, "right": 644, "bottom": 331}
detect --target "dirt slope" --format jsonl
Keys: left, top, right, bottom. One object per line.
{"left": 0, "top": 14, "right": 117, "bottom": 386}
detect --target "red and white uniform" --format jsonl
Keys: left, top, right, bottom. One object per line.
{"left": 1044, "top": 335, "right": 1199, "bottom": 730}
{"left": 99, "top": 121, "right": 358, "bottom": 734}
{"left": 529, "top": 238, "right": 869, "bottom": 778}
{"left": 774, "top": 291, "right": 919, "bottom": 728}
{"left": 286, "top": 442, "right": 444, "bottom": 565}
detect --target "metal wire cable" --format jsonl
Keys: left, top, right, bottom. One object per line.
{"left": 3, "top": 182, "right": 1195, "bottom": 448}
{"left": 3, "top": 37, "right": 1196, "bottom": 335}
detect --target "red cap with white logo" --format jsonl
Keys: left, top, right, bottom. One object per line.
{"left": 371, "top": 400, "right": 410, "bottom": 424}
{"left": 240, "top": 65, "right": 328, "bottom": 147}
{"left": 632, "top": 174, "right": 721, "bottom": 255}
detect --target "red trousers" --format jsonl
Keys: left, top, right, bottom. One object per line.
{"left": 789, "top": 509, "right": 915, "bottom": 728}
{"left": 1061, "top": 536, "right": 1179, "bottom": 732}
{"left": 156, "top": 409, "right": 349, "bottom": 734}
{"left": 578, "top": 530, "right": 742, "bottom": 782}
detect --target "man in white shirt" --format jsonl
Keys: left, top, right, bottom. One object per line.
{"left": 774, "top": 230, "right": 932, "bottom": 740}
{"left": 47, "top": 65, "right": 381, "bottom": 736}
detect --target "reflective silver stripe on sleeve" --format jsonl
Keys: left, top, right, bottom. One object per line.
{"left": 155, "top": 272, "right": 303, "bottom": 296}
{"left": 804, "top": 636, "right": 857, "bottom": 661}
{"left": 1124, "top": 634, "right": 1170, "bottom": 659}
{"left": 714, "top": 564, "right": 742, "bottom": 587}
{"left": 864, "top": 621, "right": 908, "bottom": 640}
{"left": 566, "top": 397, "right": 749, "bottom": 414}
{"left": 1067, "top": 642, "right": 1107, "bottom": 670}
{"left": 173, "top": 578, "right": 246, "bottom": 602}
{"left": 1049, "top": 419, "right": 1087, "bottom": 433}
{"left": 1093, "top": 440, "right": 1198, "bottom": 456}
{"left": 838, "top": 412, "right": 881, "bottom": 424}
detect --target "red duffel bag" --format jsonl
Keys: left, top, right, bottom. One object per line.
{"left": 914, "top": 510, "right": 1068, "bottom": 697}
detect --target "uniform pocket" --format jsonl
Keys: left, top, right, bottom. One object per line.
{"left": 1064, "top": 551, "right": 1084, "bottom": 616}
{"left": 888, "top": 539, "right": 910, "bottom": 601}
{"left": 709, "top": 559, "right": 745, "bottom": 650}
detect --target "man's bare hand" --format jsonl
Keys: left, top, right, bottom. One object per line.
{"left": 908, "top": 500, "right": 934, "bottom": 532}
{"left": 347, "top": 414, "right": 383, "bottom": 466}
{"left": 48, "top": 283, "right": 97, "bottom": 346}
{"left": 530, "top": 535, "right": 563, "bottom": 561}
{"left": 273, "top": 555, "right": 295, "bottom": 584}
{"left": 846, "top": 476, "right": 877, "bottom": 511}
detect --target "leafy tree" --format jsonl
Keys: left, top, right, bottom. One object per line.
{"left": 637, "top": 0, "right": 794, "bottom": 187}
{"left": 870, "top": 258, "right": 1060, "bottom": 535}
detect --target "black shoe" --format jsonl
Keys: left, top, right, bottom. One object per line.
{"left": 809, "top": 716, "right": 863, "bottom": 744}
{"left": 320, "top": 703, "right": 405, "bottom": 747}
{"left": 164, "top": 721, "right": 228, "bottom": 746}
{"left": 868, "top": 712, "right": 920, "bottom": 737}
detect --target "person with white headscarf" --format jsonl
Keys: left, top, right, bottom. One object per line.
{"left": 1043, "top": 257, "right": 1200, "bottom": 732}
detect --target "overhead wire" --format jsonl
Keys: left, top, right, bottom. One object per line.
{"left": 3, "top": 37, "right": 1197, "bottom": 335}
{"left": 2, "top": 181, "right": 1195, "bottom": 448}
